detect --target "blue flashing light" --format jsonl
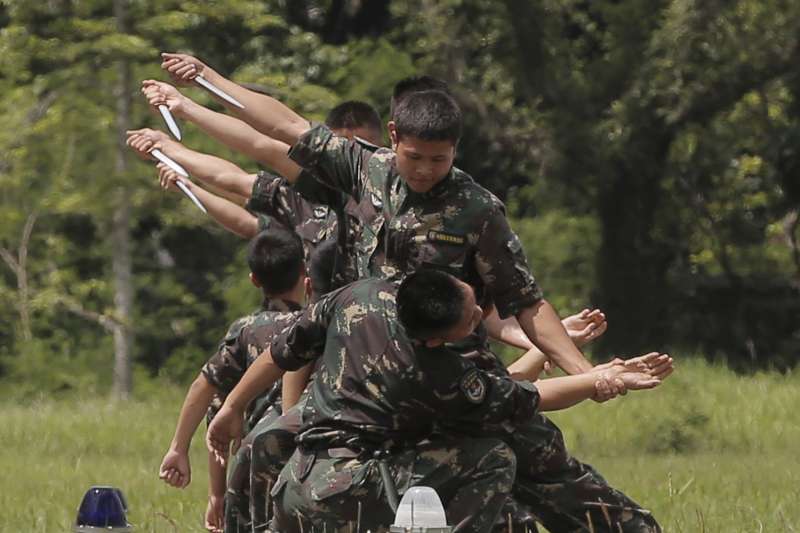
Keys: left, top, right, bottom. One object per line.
{"left": 75, "top": 486, "right": 131, "bottom": 531}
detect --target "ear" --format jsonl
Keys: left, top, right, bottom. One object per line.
{"left": 387, "top": 121, "right": 398, "bottom": 149}
{"left": 304, "top": 276, "right": 312, "bottom": 299}
{"left": 249, "top": 272, "right": 261, "bottom": 288}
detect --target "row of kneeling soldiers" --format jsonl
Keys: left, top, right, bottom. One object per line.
{"left": 130, "top": 52, "right": 673, "bottom": 533}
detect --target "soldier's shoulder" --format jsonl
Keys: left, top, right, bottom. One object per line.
{"left": 369, "top": 147, "right": 396, "bottom": 165}
{"left": 450, "top": 167, "right": 506, "bottom": 213}
{"left": 335, "top": 278, "right": 397, "bottom": 306}
{"left": 222, "top": 309, "right": 264, "bottom": 341}
{"left": 353, "top": 136, "right": 381, "bottom": 153}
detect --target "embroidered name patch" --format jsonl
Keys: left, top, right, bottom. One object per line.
{"left": 427, "top": 230, "right": 466, "bottom": 245}
{"left": 460, "top": 368, "right": 487, "bottom": 404}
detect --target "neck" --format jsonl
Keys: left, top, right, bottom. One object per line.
{"left": 266, "top": 280, "right": 305, "bottom": 306}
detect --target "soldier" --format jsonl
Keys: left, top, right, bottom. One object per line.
{"left": 206, "top": 270, "right": 671, "bottom": 532}
{"left": 167, "top": 80, "right": 660, "bottom": 531}
{"left": 144, "top": 60, "right": 607, "bottom": 354}
{"left": 157, "top": 229, "right": 316, "bottom": 532}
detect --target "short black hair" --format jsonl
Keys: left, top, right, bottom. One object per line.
{"left": 325, "top": 100, "right": 382, "bottom": 134}
{"left": 391, "top": 75, "right": 451, "bottom": 119}
{"left": 247, "top": 228, "right": 305, "bottom": 295}
{"left": 392, "top": 90, "right": 462, "bottom": 144}
{"left": 308, "top": 239, "right": 338, "bottom": 301}
{"left": 397, "top": 269, "right": 465, "bottom": 340}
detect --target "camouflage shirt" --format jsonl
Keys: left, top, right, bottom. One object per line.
{"left": 269, "top": 278, "right": 540, "bottom": 451}
{"left": 246, "top": 170, "right": 336, "bottom": 264}
{"left": 202, "top": 298, "right": 302, "bottom": 427}
{"left": 246, "top": 164, "right": 378, "bottom": 290}
{"left": 288, "top": 124, "right": 543, "bottom": 320}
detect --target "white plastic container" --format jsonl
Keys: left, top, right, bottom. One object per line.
{"left": 389, "top": 486, "right": 452, "bottom": 533}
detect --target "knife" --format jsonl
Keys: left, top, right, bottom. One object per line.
{"left": 194, "top": 75, "right": 246, "bottom": 109}
{"left": 158, "top": 105, "right": 182, "bottom": 141}
{"left": 150, "top": 149, "right": 207, "bottom": 213}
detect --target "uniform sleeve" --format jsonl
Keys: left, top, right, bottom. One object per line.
{"left": 246, "top": 171, "right": 306, "bottom": 229}
{"left": 475, "top": 204, "right": 543, "bottom": 318}
{"left": 270, "top": 290, "right": 340, "bottom": 371}
{"left": 287, "top": 124, "right": 368, "bottom": 201}
{"left": 201, "top": 332, "right": 248, "bottom": 396}
{"left": 292, "top": 169, "right": 347, "bottom": 210}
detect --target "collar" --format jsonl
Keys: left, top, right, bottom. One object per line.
{"left": 262, "top": 298, "right": 303, "bottom": 313}
{"left": 400, "top": 167, "right": 455, "bottom": 202}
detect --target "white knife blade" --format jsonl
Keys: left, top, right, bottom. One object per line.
{"left": 194, "top": 75, "right": 245, "bottom": 109}
{"left": 150, "top": 148, "right": 188, "bottom": 177}
{"left": 149, "top": 149, "right": 206, "bottom": 213}
{"left": 175, "top": 180, "right": 208, "bottom": 214}
{"left": 158, "top": 105, "right": 182, "bottom": 141}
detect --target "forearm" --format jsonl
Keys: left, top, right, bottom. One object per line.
{"left": 281, "top": 364, "right": 313, "bottom": 411}
{"left": 224, "top": 347, "right": 285, "bottom": 413}
{"left": 536, "top": 372, "right": 601, "bottom": 411}
{"left": 207, "top": 451, "right": 227, "bottom": 498}
{"left": 199, "top": 68, "right": 310, "bottom": 146}
{"left": 159, "top": 138, "right": 256, "bottom": 199}
{"left": 183, "top": 181, "right": 259, "bottom": 238}
{"left": 170, "top": 374, "right": 218, "bottom": 453}
{"left": 515, "top": 299, "right": 594, "bottom": 377}
{"left": 180, "top": 99, "right": 302, "bottom": 180}
{"left": 484, "top": 307, "right": 534, "bottom": 350}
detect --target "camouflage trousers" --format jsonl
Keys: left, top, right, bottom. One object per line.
{"left": 454, "top": 413, "right": 661, "bottom": 533}
{"left": 272, "top": 437, "right": 517, "bottom": 533}
{"left": 224, "top": 404, "right": 284, "bottom": 533}
{"left": 223, "top": 396, "right": 309, "bottom": 533}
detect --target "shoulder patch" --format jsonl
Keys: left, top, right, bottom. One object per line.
{"left": 460, "top": 368, "right": 487, "bottom": 404}
{"left": 427, "top": 230, "right": 466, "bottom": 245}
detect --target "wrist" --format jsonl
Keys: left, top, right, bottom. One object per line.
{"left": 169, "top": 440, "right": 189, "bottom": 454}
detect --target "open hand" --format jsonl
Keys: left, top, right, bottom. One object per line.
{"left": 158, "top": 448, "right": 191, "bottom": 488}
{"left": 562, "top": 308, "right": 607, "bottom": 347}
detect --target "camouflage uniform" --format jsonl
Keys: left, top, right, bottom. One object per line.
{"left": 287, "top": 125, "right": 661, "bottom": 533}
{"left": 246, "top": 170, "right": 337, "bottom": 265}
{"left": 268, "top": 279, "right": 536, "bottom": 533}
{"left": 200, "top": 298, "right": 302, "bottom": 533}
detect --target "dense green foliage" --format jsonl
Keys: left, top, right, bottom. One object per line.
{"left": 1, "top": 359, "right": 798, "bottom": 531}
{"left": 1, "top": 1, "right": 798, "bottom": 394}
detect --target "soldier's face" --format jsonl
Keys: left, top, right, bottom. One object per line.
{"left": 389, "top": 130, "right": 456, "bottom": 194}
{"left": 432, "top": 280, "right": 483, "bottom": 345}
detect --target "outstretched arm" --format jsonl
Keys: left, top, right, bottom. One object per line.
{"left": 126, "top": 127, "right": 254, "bottom": 201}
{"left": 159, "top": 52, "right": 310, "bottom": 147}
{"left": 140, "top": 81, "right": 302, "bottom": 183}
{"left": 159, "top": 373, "right": 218, "bottom": 488}
{"left": 537, "top": 352, "right": 673, "bottom": 411}
{"left": 156, "top": 164, "right": 259, "bottom": 239}
{"left": 512, "top": 299, "right": 595, "bottom": 378}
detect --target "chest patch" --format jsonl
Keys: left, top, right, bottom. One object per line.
{"left": 427, "top": 230, "right": 466, "bottom": 245}
{"left": 460, "top": 368, "right": 487, "bottom": 404}
{"left": 313, "top": 206, "right": 328, "bottom": 219}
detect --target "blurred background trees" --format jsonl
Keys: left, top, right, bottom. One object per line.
{"left": 1, "top": 0, "right": 798, "bottom": 397}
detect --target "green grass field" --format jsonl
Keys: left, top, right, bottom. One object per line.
{"left": 1, "top": 358, "right": 798, "bottom": 532}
